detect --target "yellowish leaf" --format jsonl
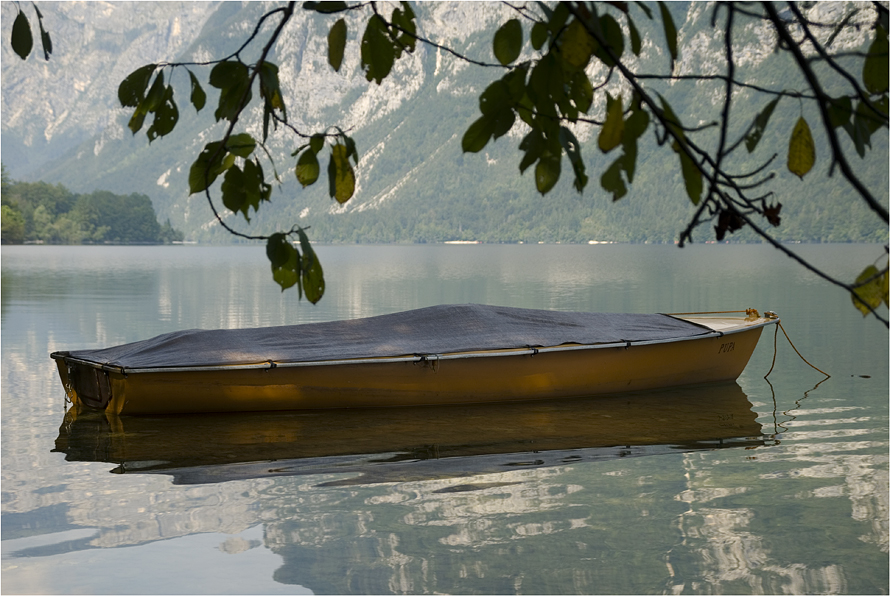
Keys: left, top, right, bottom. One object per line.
{"left": 787, "top": 116, "right": 815, "bottom": 179}
{"left": 330, "top": 143, "right": 355, "bottom": 204}
{"left": 851, "top": 264, "right": 885, "bottom": 316}
{"left": 561, "top": 19, "right": 596, "bottom": 70}
{"left": 598, "top": 94, "right": 624, "bottom": 153}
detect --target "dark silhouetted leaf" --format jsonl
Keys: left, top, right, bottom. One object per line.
{"left": 118, "top": 64, "right": 158, "bottom": 108}
{"left": 209, "top": 61, "right": 252, "bottom": 122}
{"left": 266, "top": 233, "right": 300, "bottom": 292}
{"left": 361, "top": 15, "right": 394, "bottom": 84}
{"left": 560, "top": 127, "right": 587, "bottom": 192}
{"left": 744, "top": 97, "right": 780, "bottom": 152}
{"left": 627, "top": 14, "right": 642, "bottom": 55}
{"left": 535, "top": 151, "right": 561, "bottom": 195}
{"left": 189, "top": 141, "right": 234, "bottom": 194}
{"left": 827, "top": 96, "right": 852, "bottom": 128}
{"left": 601, "top": 158, "right": 628, "bottom": 201}
{"left": 462, "top": 115, "right": 496, "bottom": 153}
{"left": 328, "top": 18, "right": 347, "bottom": 71}
{"left": 11, "top": 11, "right": 33, "bottom": 60}
{"left": 147, "top": 86, "right": 179, "bottom": 142}
{"left": 531, "top": 21, "right": 548, "bottom": 50}
{"left": 863, "top": 26, "right": 888, "bottom": 95}
{"left": 221, "top": 165, "right": 249, "bottom": 220}
{"left": 493, "top": 18, "right": 522, "bottom": 65}
{"left": 187, "top": 70, "right": 206, "bottom": 112}
{"left": 658, "top": 1, "right": 678, "bottom": 71}
{"left": 35, "top": 6, "right": 51, "bottom": 60}
{"left": 297, "top": 228, "right": 325, "bottom": 303}
{"left": 303, "top": 1, "right": 348, "bottom": 14}
{"left": 672, "top": 140, "right": 702, "bottom": 204}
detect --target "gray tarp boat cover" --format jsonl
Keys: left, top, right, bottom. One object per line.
{"left": 62, "top": 304, "right": 713, "bottom": 371}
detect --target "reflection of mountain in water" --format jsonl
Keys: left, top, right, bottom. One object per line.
{"left": 54, "top": 382, "right": 766, "bottom": 485}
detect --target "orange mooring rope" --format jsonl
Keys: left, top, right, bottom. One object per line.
{"left": 765, "top": 321, "right": 830, "bottom": 379}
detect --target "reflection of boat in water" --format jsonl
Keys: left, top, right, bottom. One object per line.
{"left": 50, "top": 304, "right": 778, "bottom": 415}
{"left": 54, "top": 382, "right": 769, "bottom": 486}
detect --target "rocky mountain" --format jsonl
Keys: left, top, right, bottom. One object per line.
{"left": 2, "top": 1, "right": 886, "bottom": 244}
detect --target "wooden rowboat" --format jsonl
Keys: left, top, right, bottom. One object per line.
{"left": 50, "top": 304, "right": 778, "bottom": 415}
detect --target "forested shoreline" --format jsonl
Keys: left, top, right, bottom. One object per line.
{"left": 1, "top": 166, "right": 183, "bottom": 245}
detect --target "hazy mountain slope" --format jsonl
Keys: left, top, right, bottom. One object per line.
{"left": 2, "top": 1, "right": 886, "bottom": 244}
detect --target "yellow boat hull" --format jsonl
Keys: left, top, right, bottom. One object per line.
{"left": 54, "top": 315, "right": 771, "bottom": 415}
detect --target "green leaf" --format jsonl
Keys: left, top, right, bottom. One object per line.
{"left": 531, "top": 21, "right": 548, "bottom": 50}
{"left": 744, "top": 97, "right": 780, "bottom": 153}
{"left": 657, "top": 93, "right": 684, "bottom": 142}
{"left": 534, "top": 152, "right": 561, "bottom": 195}
{"left": 621, "top": 104, "right": 649, "bottom": 183}
{"left": 146, "top": 86, "right": 179, "bottom": 142}
{"left": 143, "top": 71, "right": 166, "bottom": 112}
{"left": 328, "top": 18, "right": 347, "bottom": 72}
{"left": 242, "top": 158, "right": 271, "bottom": 213}
{"left": 297, "top": 229, "right": 325, "bottom": 304}
{"left": 560, "top": 19, "right": 596, "bottom": 70}
{"left": 303, "top": 1, "right": 348, "bottom": 14}
{"left": 569, "top": 71, "right": 593, "bottom": 114}
{"left": 266, "top": 233, "right": 300, "bottom": 292}
{"left": 787, "top": 116, "right": 815, "bottom": 179}
{"left": 225, "top": 133, "right": 257, "bottom": 158}
{"left": 361, "top": 15, "right": 395, "bottom": 84}
{"left": 493, "top": 18, "right": 523, "bottom": 66}
{"left": 594, "top": 14, "right": 624, "bottom": 67}
{"left": 634, "top": 1, "right": 653, "bottom": 19}
{"left": 328, "top": 143, "right": 356, "bottom": 203}
{"left": 259, "top": 62, "right": 284, "bottom": 113}
{"left": 11, "top": 11, "right": 33, "bottom": 60}
{"left": 35, "top": 7, "right": 51, "bottom": 60}
{"left": 479, "top": 80, "right": 513, "bottom": 115}
{"left": 863, "top": 26, "right": 889, "bottom": 95}
{"left": 310, "top": 133, "right": 326, "bottom": 154}
{"left": 672, "top": 141, "right": 702, "bottom": 205}
{"left": 598, "top": 93, "right": 624, "bottom": 153}
{"left": 851, "top": 264, "right": 886, "bottom": 316}
{"left": 627, "top": 14, "right": 642, "bottom": 56}
{"left": 209, "top": 61, "right": 252, "bottom": 122}
{"left": 519, "top": 129, "right": 545, "bottom": 174}
{"left": 462, "top": 115, "right": 496, "bottom": 153}
{"left": 189, "top": 141, "right": 232, "bottom": 194}
{"left": 296, "top": 149, "right": 320, "bottom": 187}
{"left": 827, "top": 96, "right": 853, "bottom": 129}
{"left": 601, "top": 158, "right": 628, "bottom": 201}
{"left": 118, "top": 64, "right": 158, "bottom": 108}
{"left": 559, "top": 127, "right": 587, "bottom": 192}
{"left": 658, "top": 1, "right": 678, "bottom": 71}
{"left": 187, "top": 70, "right": 206, "bottom": 112}
{"left": 221, "top": 165, "right": 249, "bottom": 220}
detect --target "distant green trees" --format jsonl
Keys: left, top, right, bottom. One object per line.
{"left": 1, "top": 165, "right": 183, "bottom": 245}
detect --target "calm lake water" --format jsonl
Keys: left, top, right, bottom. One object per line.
{"left": 1, "top": 243, "right": 887, "bottom": 595}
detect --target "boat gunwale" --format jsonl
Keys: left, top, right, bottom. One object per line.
{"left": 50, "top": 316, "right": 778, "bottom": 376}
